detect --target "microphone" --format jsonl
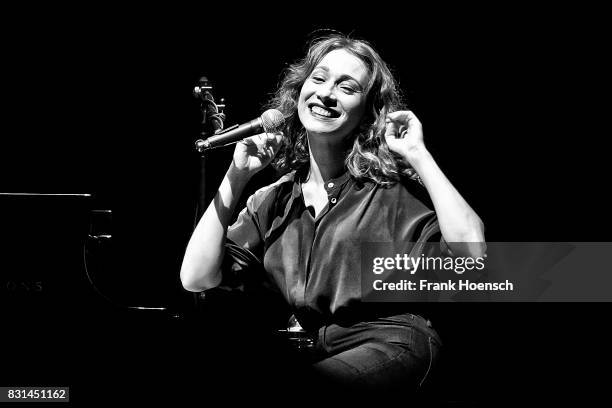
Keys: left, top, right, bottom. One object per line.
{"left": 195, "top": 109, "right": 285, "bottom": 152}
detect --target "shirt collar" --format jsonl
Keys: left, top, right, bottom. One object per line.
{"left": 286, "top": 167, "right": 355, "bottom": 221}
{"left": 290, "top": 167, "right": 352, "bottom": 196}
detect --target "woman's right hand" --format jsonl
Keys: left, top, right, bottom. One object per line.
{"left": 183, "top": 132, "right": 283, "bottom": 292}
{"left": 231, "top": 131, "right": 284, "bottom": 178}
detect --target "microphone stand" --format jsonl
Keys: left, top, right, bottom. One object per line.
{"left": 192, "top": 77, "right": 225, "bottom": 306}
{"left": 193, "top": 77, "right": 225, "bottom": 221}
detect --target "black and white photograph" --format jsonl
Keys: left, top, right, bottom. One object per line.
{"left": 1, "top": 4, "right": 610, "bottom": 406}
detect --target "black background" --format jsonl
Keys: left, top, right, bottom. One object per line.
{"left": 1, "top": 4, "right": 610, "bottom": 405}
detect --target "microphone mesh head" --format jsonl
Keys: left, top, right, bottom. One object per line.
{"left": 260, "top": 109, "right": 285, "bottom": 133}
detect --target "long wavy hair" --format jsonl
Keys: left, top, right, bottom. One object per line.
{"left": 268, "top": 33, "right": 421, "bottom": 186}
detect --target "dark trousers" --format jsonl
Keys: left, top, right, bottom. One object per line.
{"left": 298, "top": 313, "right": 442, "bottom": 393}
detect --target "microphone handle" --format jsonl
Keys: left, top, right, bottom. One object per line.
{"left": 199, "top": 117, "right": 263, "bottom": 151}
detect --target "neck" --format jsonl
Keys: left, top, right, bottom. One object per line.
{"left": 306, "top": 133, "right": 350, "bottom": 183}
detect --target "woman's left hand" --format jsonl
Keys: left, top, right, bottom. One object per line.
{"left": 384, "top": 110, "right": 427, "bottom": 163}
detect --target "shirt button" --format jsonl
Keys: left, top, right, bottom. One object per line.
{"left": 327, "top": 182, "right": 334, "bottom": 188}
{"left": 330, "top": 198, "right": 337, "bottom": 204}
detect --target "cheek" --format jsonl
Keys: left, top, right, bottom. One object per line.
{"left": 297, "top": 87, "right": 310, "bottom": 123}
{"left": 298, "top": 83, "right": 313, "bottom": 103}
{"left": 297, "top": 97, "right": 308, "bottom": 115}
{"left": 345, "top": 98, "right": 367, "bottom": 122}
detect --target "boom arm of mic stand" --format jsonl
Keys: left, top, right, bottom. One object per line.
{"left": 194, "top": 123, "right": 239, "bottom": 152}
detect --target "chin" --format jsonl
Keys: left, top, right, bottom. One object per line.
{"left": 305, "top": 124, "right": 342, "bottom": 137}
{"left": 301, "top": 116, "right": 338, "bottom": 135}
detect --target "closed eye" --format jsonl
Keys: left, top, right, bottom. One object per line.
{"left": 340, "top": 85, "right": 358, "bottom": 94}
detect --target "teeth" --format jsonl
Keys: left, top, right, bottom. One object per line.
{"left": 311, "top": 105, "right": 333, "bottom": 117}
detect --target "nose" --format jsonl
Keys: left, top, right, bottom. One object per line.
{"left": 315, "top": 83, "right": 336, "bottom": 104}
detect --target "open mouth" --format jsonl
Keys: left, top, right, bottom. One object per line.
{"left": 308, "top": 103, "right": 340, "bottom": 119}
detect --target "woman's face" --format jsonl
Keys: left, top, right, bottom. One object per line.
{"left": 298, "top": 49, "right": 369, "bottom": 142}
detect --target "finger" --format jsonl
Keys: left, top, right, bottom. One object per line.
{"left": 269, "top": 136, "right": 281, "bottom": 154}
{"left": 238, "top": 137, "right": 258, "bottom": 155}
{"left": 386, "top": 110, "right": 419, "bottom": 124}
{"left": 271, "top": 132, "right": 284, "bottom": 147}
{"left": 244, "top": 134, "right": 262, "bottom": 144}
{"left": 254, "top": 132, "right": 275, "bottom": 145}
{"left": 240, "top": 135, "right": 265, "bottom": 156}
{"left": 251, "top": 134, "right": 268, "bottom": 147}
{"left": 384, "top": 119, "right": 400, "bottom": 137}
{"left": 240, "top": 135, "right": 257, "bottom": 145}
{"left": 264, "top": 131, "right": 284, "bottom": 147}
{"left": 275, "top": 132, "right": 284, "bottom": 144}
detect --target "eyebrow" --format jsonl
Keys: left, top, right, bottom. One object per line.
{"left": 312, "top": 66, "right": 365, "bottom": 90}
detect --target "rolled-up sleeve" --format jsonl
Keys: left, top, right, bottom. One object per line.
{"left": 394, "top": 181, "right": 453, "bottom": 259}
{"left": 227, "top": 194, "right": 264, "bottom": 256}
{"left": 414, "top": 213, "right": 455, "bottom": 258}
{"left": 220, "top": 191, "right": 269, "bottom": 290}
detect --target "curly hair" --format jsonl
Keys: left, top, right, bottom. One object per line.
{"left": 267, "top": 33, "right": 421, "bottom": 186}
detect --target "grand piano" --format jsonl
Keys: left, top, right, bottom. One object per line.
{"left": 0, "top": 193, "right": 204, "bottom": 402}
{"left": 0, "top": 193, "right": 292, "bottom": 403}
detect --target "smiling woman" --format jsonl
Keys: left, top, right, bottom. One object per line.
{"left": 269, "top": 35, "right": 417, "bottom": 188}
{"left": 180, "top": 33, "right": 486, "bottom": 393}
{"left": 298, "top": 49, "right": 368, "bottom": 140}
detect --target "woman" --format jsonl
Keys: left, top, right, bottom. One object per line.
{"left": 180, "top": 33, "right": 485, "bottom": 392}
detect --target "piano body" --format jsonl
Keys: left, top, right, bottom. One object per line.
{"left": 0, "top": 193, "right": 193, "bottom": 402}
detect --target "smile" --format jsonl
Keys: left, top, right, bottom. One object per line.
{"left": 309, "top": 104, "right": 340, "bottom": 119}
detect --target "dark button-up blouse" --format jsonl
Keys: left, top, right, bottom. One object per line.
{"left": 224, "top": 168, "right": 442, "bottom": 331}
